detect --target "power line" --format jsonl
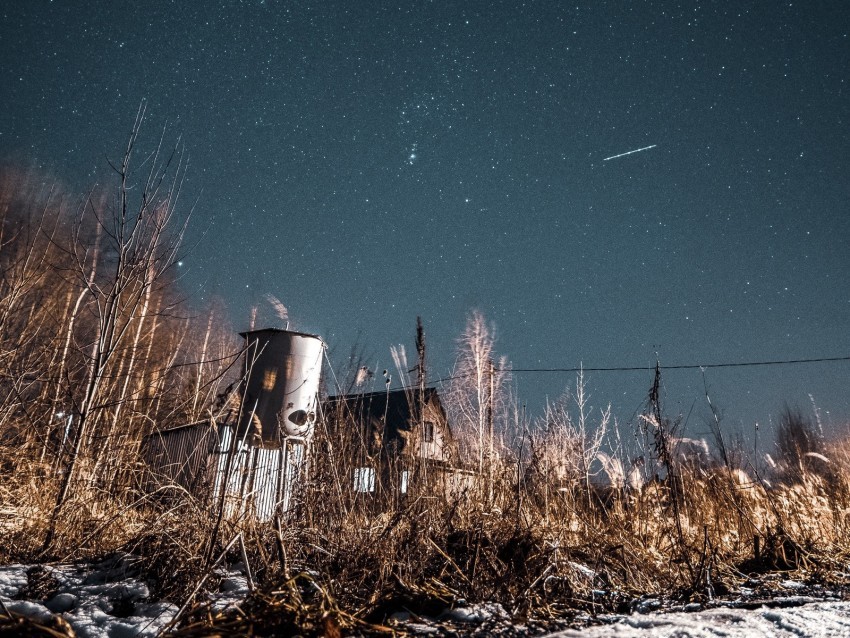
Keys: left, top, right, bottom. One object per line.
{"left": 510, "top": 355, "right": 850, "bottom": 374}
{"left": 428, "top": 354, "right": 850, "bottom": 385}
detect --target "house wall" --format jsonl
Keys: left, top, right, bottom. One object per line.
{"left": 414, "top": 401, "right": 453, "bottom": 463}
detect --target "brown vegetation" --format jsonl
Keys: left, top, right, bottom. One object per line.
{"left": 0, "top": 118, "right": 239, "bottom": 566}
{"left": 2, "top": 133, "right": 849, "bottom": 636}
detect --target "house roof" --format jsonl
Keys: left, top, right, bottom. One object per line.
{"left": 324, "top": 387, "right": 447, "bottom": 438}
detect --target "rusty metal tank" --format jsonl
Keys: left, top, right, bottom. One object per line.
{"left": 238, "top": 328, "right": 324, "bottom": 444}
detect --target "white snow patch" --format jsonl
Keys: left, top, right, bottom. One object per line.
{"left": 0, "top": 560, "right": 177, "bottom": 638}
{"left": 209, "top": 568, "right": 251, "bottom": 611}
{"left": 3, "top": 599, "right": 54, "bottom": 623}
{"left": 545, "top": 601, "right": 850, "bottom": 637}
{"left": 439, "top": 602, "right": 510, "bottom": 623}
{"left": 0, "top": 564, "right": 28, "bottom": 598}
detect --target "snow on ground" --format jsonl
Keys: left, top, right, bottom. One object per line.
{"left": 4, "top": 558, "right": 850, "bottom": 637}
{"left": 0, "top": 555, "right": 255, "bottom": 638}
{"left": 209, "top": 566, "right": 250, "bottom": 611}
{"left": 545, "top": 601, "right": 850, "bottom": 637}
{"left": 0, "top": 557, "right": 176, "bottom": 638}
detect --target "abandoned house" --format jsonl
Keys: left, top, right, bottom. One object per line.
{"left": 142, "top": 326, "right": 474, "bottom": 520}
{"left": 323, "top": 387, "right": 472, "bottom": 497}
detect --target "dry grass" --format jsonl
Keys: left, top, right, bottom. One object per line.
{"left": 2, "top": 160, "right": 850, "bottom": 635}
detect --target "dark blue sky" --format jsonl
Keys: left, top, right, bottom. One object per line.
{"left": 2, "top": 1, "right": 849, "bottom": 438}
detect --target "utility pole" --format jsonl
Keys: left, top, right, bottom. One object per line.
{"left": 487, "top": 358, "right": 494, "bottom": 507}
{"left": 416, "top": 317, "right": 427, "bottom": 483}
{"left": 416, "top": 317, "right": 426, "bottom": 432}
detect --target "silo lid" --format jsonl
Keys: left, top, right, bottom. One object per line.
{"left": 238, "top": 327, "right": 324, "bottom": 342}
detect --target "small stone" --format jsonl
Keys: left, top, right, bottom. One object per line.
{"left": 634, "top": 598, "right": 661, "bottom": 614}
{"left": 44, "top": 592, "right": 77, "bottom": 613}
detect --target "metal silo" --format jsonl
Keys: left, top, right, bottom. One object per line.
{"left": 238, "top": 328, "right": 324, "bottom": 445}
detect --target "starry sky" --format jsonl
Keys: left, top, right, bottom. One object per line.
{"left": 2, "top": 1, "right": 849, "bottom": 439}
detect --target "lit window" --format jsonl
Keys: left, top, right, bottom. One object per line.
{"left": 353, "top": 467, "right": 375, "bottom": 493}
{"left": 262, "top": 369, "right": 277, "bottom": 391}
{"left": 400, "top": 470, "right": 409, "bottom": 494}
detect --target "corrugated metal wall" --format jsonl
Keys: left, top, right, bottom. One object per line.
{"left": 143, "top": 422, "right": 217, "bottom": 496}
{"left": 143, "top": 422, "right": 306, "bottom": 522}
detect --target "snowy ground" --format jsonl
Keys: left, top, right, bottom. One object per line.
{"left": 0, "top": 557, "right": 175, "bottom": 637}
{"left": 387, "top": 600, "right": 850, "bottom": 637}
{"left": 3, "top": 558, "right": 850, "bottom": 637}
{"left": 0, "top": 555, "right": 250, "bottom": 638}
{"left": 545, "top": 601, "right": 850, "bottom": 637}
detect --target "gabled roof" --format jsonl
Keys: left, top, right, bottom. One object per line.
{"left": 324, "top": 387, "right": 446, "bottom": 436}
{"left": 325, "top": 387, "right": 461, "bottom": 465}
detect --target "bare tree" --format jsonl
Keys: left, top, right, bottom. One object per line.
{"left": 444, "top": 310, "right": 511, "bottom": 502}
{"left": 43, "top": 105, "right": 189, "bottom": 550}
{"left": 529, "top": 369, "right": 610, "bottom": 515}
{"left": 0, "top": 170, "right": 81, "bottom": 457}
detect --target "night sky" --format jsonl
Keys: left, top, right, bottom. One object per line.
{"left": 2, "top": 1, "right": 849, "bottom": 438}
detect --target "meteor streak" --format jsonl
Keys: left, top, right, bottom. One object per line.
{"left": 602, "top": 144, "right": 657, "bottom": 161}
